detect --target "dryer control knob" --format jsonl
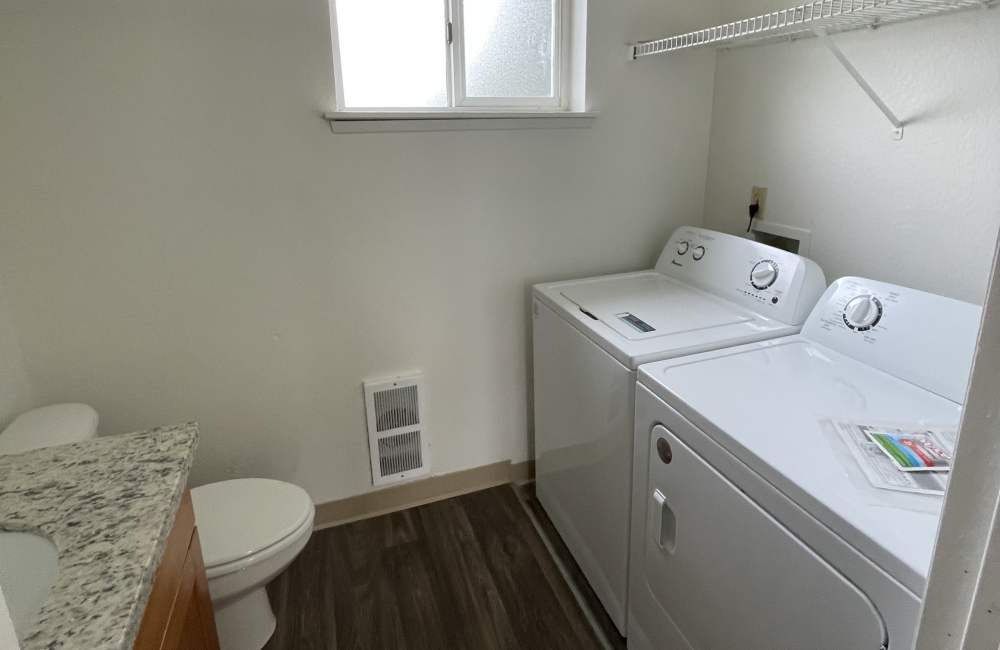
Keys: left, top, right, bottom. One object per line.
{"left": 677, "top": 241, "right": 690, "bottom": 255}
{"left": 843, "top": 295, "right": 883, "bottom": 331}
{"left": 750, "top": 261, "right": 778, "bottom": 290}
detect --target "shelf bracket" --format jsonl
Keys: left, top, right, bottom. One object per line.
{"left": 814, "top": 28, "right": 904, "bottom": 141}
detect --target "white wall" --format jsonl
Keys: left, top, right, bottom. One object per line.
{"left": 704, "top": 4, "right": 1000, "bottom": 304}
{"left": 0, "top": 277, "right": 33, "bottom": 428}
{"left": 0, "top": 0, "right": 720, "bottom": 502}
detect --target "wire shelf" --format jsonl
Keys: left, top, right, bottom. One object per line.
{"left": 631, "top": 0, "right": 991, "bottom": 58}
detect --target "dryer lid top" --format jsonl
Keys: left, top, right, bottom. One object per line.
{"left": 639, "top": 337, "right": 961, "bottom": 595}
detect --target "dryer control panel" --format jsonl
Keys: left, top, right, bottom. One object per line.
{"left": 802, "top": 277, "right": 982, "bottom": 403}
{"left": 654, "top": 227, "right": 826, "bottom": 327}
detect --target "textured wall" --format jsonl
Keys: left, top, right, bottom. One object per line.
{"left": 704, "top": 5, "right": 1000, "bottom": 303}
{"left": 0, "top": 0, "right": 720, "bottom": 502}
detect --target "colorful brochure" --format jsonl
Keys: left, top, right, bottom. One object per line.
{"left": 864, "top": 429, "right": 952, "bottom": 472}
{"left": 829, "top": 420, "right": 955, "bottom": 496}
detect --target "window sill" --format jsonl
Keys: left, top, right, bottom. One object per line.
{"left": 323, "top": 111, "right": 598, "bottom": 133}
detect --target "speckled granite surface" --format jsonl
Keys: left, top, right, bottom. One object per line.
{"left": 0, "top": 423, "right": 198, "bottom": 650}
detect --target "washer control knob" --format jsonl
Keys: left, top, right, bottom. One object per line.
{"left": 676, "top": 241, "right": 690, "bottom": 256}
{"left": 843, "top": 295, "right": 883, "bottom": 331}
{"left": 692, "top": 246, "right": 706, "bottom": 261}
{"left": 750, "top": 261, "right": 778, "bottom": 290}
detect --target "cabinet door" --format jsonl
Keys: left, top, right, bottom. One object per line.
{"left": 186, "top": 529, "right": 222, "bottom": 650}
{"left": 136, "top": 494, "right": 197, "bottom": 649}
{"left": 161, "top": 550, "right": 199, "bottom": 650}
{"left": 636, "top": 425, "right": 887, "bottom": 650}
{"left": 163, "top": 529, "right": 220, "bottom": 650}
{"left": 135, "top": 492, "right": 220, "bottom": 650}
{"left": 177, "top": 603, "right": 209, "bottom": 650}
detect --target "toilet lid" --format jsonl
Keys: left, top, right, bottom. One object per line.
{"left": 191, "top": 478, "right": 313, "bottom": 568}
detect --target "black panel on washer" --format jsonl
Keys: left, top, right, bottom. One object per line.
{"left": 618, "top": 312, "right": 655, "bottom": 333}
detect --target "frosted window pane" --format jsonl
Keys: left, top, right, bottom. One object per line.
{"left": 335, "top": 0, "right": 448, "bottom": 108}
{"left": 463, "top": 0, "right": 555, "bottom": 98}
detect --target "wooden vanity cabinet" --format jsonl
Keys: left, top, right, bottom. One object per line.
{"left": 135, "top": 490, "right": 220, "bottom": 650}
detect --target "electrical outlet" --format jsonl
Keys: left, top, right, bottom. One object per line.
{"left": 751, "top": 186, "right": 768, "bottom": 217}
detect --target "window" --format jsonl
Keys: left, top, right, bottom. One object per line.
{"left": 330, "top": 0, "right": 567, "bottom": 112}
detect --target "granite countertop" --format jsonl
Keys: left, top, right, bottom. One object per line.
{"left": 0, "top": 423, "right": 199, "bottom": 650}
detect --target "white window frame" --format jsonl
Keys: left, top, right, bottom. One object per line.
{"left": 329, "top": 0, "right": 570, "bottom": 113}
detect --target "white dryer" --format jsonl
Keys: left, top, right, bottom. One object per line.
{"left": 630, "top": 277, "right": 982, "bottom": 650}
{"left": 532, "top": 226, "right": 826, "bottom": 634}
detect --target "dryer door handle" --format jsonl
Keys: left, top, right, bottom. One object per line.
{"left": 653, "top": 489, "right": 677, "bottom": 553}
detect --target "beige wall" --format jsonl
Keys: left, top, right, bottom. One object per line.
{"left": 0, "top": 0, "right": 720, "bottom": 502}
{"left": 703, "top": 4, "right": 1000, "bottom": 304}
{"left": 0, "top": 277, "right": 33, "bottom": 427}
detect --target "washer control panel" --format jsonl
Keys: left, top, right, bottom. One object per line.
{"left": 802, "top": 277, "right": 982, "bottom": 403}
{"left": 655, "top": 227, "right": 827, "bottom": 326}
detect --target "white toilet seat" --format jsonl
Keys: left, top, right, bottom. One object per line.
{"left": 192, "top": 478, "right": 313, "bottom": 565}
{"left": 203, "top": 513, "right": 314, "bottom": 580}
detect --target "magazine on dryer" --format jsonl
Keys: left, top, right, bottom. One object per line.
{"left": 829, "top": 419, "right": 955, "bottom": 496}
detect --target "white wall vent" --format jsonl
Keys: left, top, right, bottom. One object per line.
{"left": 363, "top": 373, "right": 430, "bottom": 486}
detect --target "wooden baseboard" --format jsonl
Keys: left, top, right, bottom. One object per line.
{"left": 509, "top": 459, "right": 534, "bottom": 484}
{"left": 314, "top": 459, "right": 535, "bottom": 529}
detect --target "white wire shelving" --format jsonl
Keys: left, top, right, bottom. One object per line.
{"left": 628, "top": 0, "right": 995, "bottom": 140}
{"left": 631, "top": 0, "right": 992, "bottom": 58}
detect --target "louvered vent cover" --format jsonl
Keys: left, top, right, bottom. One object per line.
{"left": 364, "top": 373, "right": 430, "bottom": 486}
{"left": 378, "top": 431, "right": 423, "bottom": 478}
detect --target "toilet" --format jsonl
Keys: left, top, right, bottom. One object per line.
{"left": 0, "top": 404, "right": 315, "bottom": 650}
{"left": 191, "top": 478, "right": 314, "bottom": 650}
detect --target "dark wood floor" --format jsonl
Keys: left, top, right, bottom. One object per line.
{"left": 264, "top": 484, "right": 614, "bottom": 650}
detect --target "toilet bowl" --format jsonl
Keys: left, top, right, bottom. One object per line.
{"left": 191, "top": 478, "right": 315, "bottom": 650}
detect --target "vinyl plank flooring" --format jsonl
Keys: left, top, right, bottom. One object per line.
{"left": 264, "top": 485, "right": 611, "bottom": 650}
{"left": 460, "top": 488, "right": 602, "bottom": 650}
{"left": 416, "top": 497, "right": 519, "bottom": 650}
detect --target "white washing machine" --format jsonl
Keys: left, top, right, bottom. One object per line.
{"left": 630, "top": 277, "right": 982, "bottom": 650}
{"left": 532, "top": 226, "right": 826, "bottom": 634}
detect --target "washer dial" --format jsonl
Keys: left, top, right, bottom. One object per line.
{"left": 692, "top": 246, "right": 706, "bottom": 261}
{"left": 843, "top": 295, "right": 883, "bottom": 331}
{"left": 676, "top": 241, "right": 690, "bottom": 255}
{"left": 750, "top": 260, "right": 779, "bottom": 290}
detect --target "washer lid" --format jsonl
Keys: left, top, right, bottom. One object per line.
{"left": 191, "top": 478, "right": 313, "bottom": 568}
{"left": 534, "top": 271, "right": 796, "bottom": 369}
{"left": 561, "top": 274, "right": 750, "bottom": 341}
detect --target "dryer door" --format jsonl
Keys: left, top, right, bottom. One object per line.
{"left": 636, "top": 425, "right": 887, "bottom": 650}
